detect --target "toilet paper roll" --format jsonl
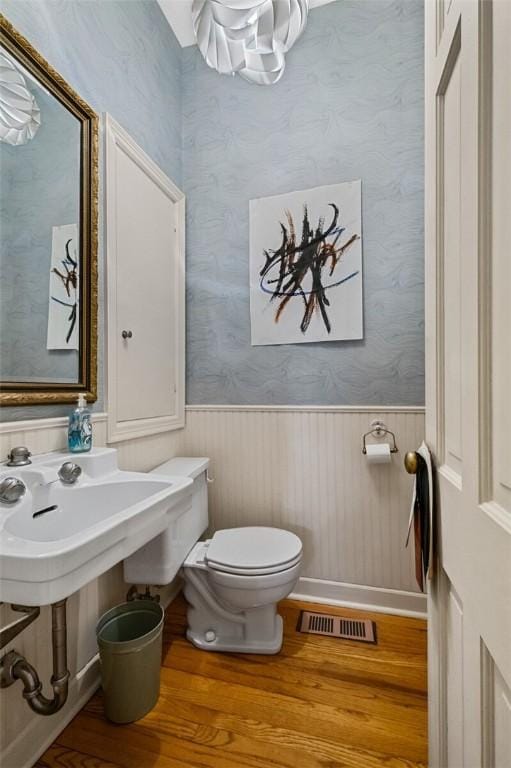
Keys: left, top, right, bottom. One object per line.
{"left": 365, "top": 443, "right": 391, "bottom": 464}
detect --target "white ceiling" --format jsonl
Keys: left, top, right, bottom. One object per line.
{"left": 157, "top": 0, "right": 336, "bottom": 48}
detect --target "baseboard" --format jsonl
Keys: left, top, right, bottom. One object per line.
{"left": 290, "top": 577, "right": 427, "bottom": 619}
{"left": 3, "top": 654, "right": 101, "bottom": 768}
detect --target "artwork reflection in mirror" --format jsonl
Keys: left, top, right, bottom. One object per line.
{"left": 0, "top": 48, "right": 81, "bottom": 384}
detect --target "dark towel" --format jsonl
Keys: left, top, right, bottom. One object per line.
{"left": 413, "top": 454, "right": 430, "bottom": 591}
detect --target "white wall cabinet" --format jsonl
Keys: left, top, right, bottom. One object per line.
{"left": 105, "top": 115, "right": 185, "bottom": 442}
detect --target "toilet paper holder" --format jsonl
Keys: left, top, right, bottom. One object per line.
{"left": 362, "top": 420, "right": 398, "bottom": 455}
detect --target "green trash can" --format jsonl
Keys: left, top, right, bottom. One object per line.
{"left": 96, "top": 600, "right": 164, "bottom": 723}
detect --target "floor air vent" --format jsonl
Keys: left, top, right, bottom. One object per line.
{"left": 298, "top": 610, "right": 377, "bottom": 643}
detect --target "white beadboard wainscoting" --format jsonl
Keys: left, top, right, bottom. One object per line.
{"left": 0, "top": 567, "right": 125, "bottom": 768}
{"left": 0, "top": 413, "right": 185, "bottom": 471}
{"left": 0, "top": 415, "right": 185, "bottom": 768}
{"left": 0, "top": 577, "right": 182, "bottom": 768}
{"left": 183, "top": 406, "right": 426, "bottom": 615}
{"left": 0, "top": 404, "right": 425, "bottom": 766}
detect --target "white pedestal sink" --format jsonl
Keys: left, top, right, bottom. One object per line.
{"left": 0, "top": 448, "right": 193, "bottom": 605}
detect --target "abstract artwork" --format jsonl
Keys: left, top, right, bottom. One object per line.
{"left": 250, "top": 181, "right": 363, "bottom": 345}
{"left": 47, "top": 223, "right": 79, "bottom": 350}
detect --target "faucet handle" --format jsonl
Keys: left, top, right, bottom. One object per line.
{"left": 6, "top": 447, "right": 32, "bottom": 467}
{"left": 0, "top": 477, "right": 26, "bottom": 504}
{"left": 58, "top": 462, "right": 82, "bottom": 485}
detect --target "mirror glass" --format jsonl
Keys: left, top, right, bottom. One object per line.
{"left": 0, "top": 48, "right": 81, "bottom": 384}
{"left": 0, "top": 16, "right": 97, "bottom": 406}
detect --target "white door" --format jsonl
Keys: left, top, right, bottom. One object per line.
{"left": 105, "top": 115, "right": 185, "bottom": 442}
{"left": 115, "top": 147, "right": 176, "bottom": 423}
{"left": 425, "top": 1, "right": 511, "bottom": 766}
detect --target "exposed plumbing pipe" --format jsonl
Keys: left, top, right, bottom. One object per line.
{"left": 0, "top": 600, "right": 70, "bottom": 716}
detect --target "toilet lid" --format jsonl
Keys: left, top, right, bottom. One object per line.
{"left": 206, "top": 527, "right": 302, "bottom": 575}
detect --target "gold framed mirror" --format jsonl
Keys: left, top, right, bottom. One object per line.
{"left": 0, "top": 15, "right": 98, "bottom": 406}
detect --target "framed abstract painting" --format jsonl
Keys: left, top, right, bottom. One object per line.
{"left": 249, "top": 181, "right": 363, "bottom": 346}
{"left": 47, "top": 223, "right": 79, "bottom": 350}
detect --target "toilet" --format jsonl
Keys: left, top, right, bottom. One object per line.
{"left": 184, "top": 526, "right": 302, "bottom": 653}
{"left": 123, "top": 457, "right": 302, "bottom": 654}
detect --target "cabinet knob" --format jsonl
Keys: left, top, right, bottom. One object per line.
{"left": 121, "top": 330, "right": 133, "bottom": 339}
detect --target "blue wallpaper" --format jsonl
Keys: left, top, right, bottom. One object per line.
{"left": 1, "top": 0, "right": 182, "bottom": 421}
{"left": 183, "top": 0, "right": 424, "bottom": 405}
{"left": 2, "top": 0, "right": 424, "bottom": 420}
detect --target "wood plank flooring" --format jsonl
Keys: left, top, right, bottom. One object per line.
{"left": 35, "top": 596, "right": 427, "bottom": 768}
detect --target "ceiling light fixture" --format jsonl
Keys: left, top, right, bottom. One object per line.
{"left": 192, "top": 0, "right": 309, "bottom": 85}
{"left": 0, "top": 52, "right": 41, "bottom": 146}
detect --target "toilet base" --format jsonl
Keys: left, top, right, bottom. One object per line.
{"left": 186, "top": 614, "right": 283, "bottom": 654}
{"left": 183, "top": 569, "right": 286, "bottom": 654}
{"left": 182, "top": 538, "right": 301, "bottom": 655}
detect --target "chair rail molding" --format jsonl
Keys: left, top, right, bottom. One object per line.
{"left": 185, "top": 404, "right": 425, "bottom": 413}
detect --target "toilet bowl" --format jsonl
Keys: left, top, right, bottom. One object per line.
{"left": 123, "top": 457, "right": 302, "bottom": 654}
{"left": 183, "top": 527, "right": 302, "bottom": 653}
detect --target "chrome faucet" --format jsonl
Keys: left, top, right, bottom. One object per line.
{"left": 0, "top": 477, "right": 26, "bottom": 504}
{"left": 6, "top": 447, "right": 32, "bottom": 467}
{"left": 58, "top": 462, "right": 82, "bottom": 485}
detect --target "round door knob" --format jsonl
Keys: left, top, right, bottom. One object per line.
{"left": 121, "top": 330, "right": 133, "bottom": 339}
{"left": 404, "top": 451, "right": 419, "bottom": 474}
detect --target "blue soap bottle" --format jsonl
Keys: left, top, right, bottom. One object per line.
{"left": 68, "top": 393, "right": 92, "bottom": 453}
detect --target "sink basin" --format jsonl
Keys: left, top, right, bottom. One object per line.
{"left": 4, "top": 479, "right": 174, "bottom": 542}
{"left": 0, "top": 448, "right": 193, "bottom": 605}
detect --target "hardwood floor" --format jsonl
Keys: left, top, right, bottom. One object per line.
{"left": 35, "top": 596, "right": 428, "bottom": 768}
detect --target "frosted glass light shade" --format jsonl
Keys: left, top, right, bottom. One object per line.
{"left": 192, "top": 0, "right": 309, "bottom": 85}
{"left": 0, "top": 52, "right": 41, "bottom": 146}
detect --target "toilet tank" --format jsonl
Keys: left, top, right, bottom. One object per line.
{"left": 123, "top": 457, "right": 209, "bottom": 586}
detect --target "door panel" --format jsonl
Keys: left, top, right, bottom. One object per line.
{"left": 441, "top": 50, "right": 463, "bottom": 480}
{"left": 491, "top": 0, "right": 511, "bottom": 513}
{"left": 493, "top": 667, "right": 511, "bottom": 767}
{"left": 115, "top": 145, "right": 176, "bottom": 423}
{"left": 426, "top": 1, "right": 511, "bottom": 766}
{"left": 482, "top": 644, "right": 511, "bottom": 768}
{"left": 446, "top": 583, "right": 464, "bottom": 766}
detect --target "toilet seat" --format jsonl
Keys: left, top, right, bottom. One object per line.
{"left": 206, "top": 552, "right": 303, "bottom": 576}
{"left": 205, "top": 526, "right": 302, "bottom": 576}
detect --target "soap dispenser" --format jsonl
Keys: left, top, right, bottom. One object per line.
{"left": 68, "top": 393, "right": 92, "bottom": 453}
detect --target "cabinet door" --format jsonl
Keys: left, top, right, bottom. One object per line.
{"left": 105, "top": 115, "right": 184, "bottom": 442}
